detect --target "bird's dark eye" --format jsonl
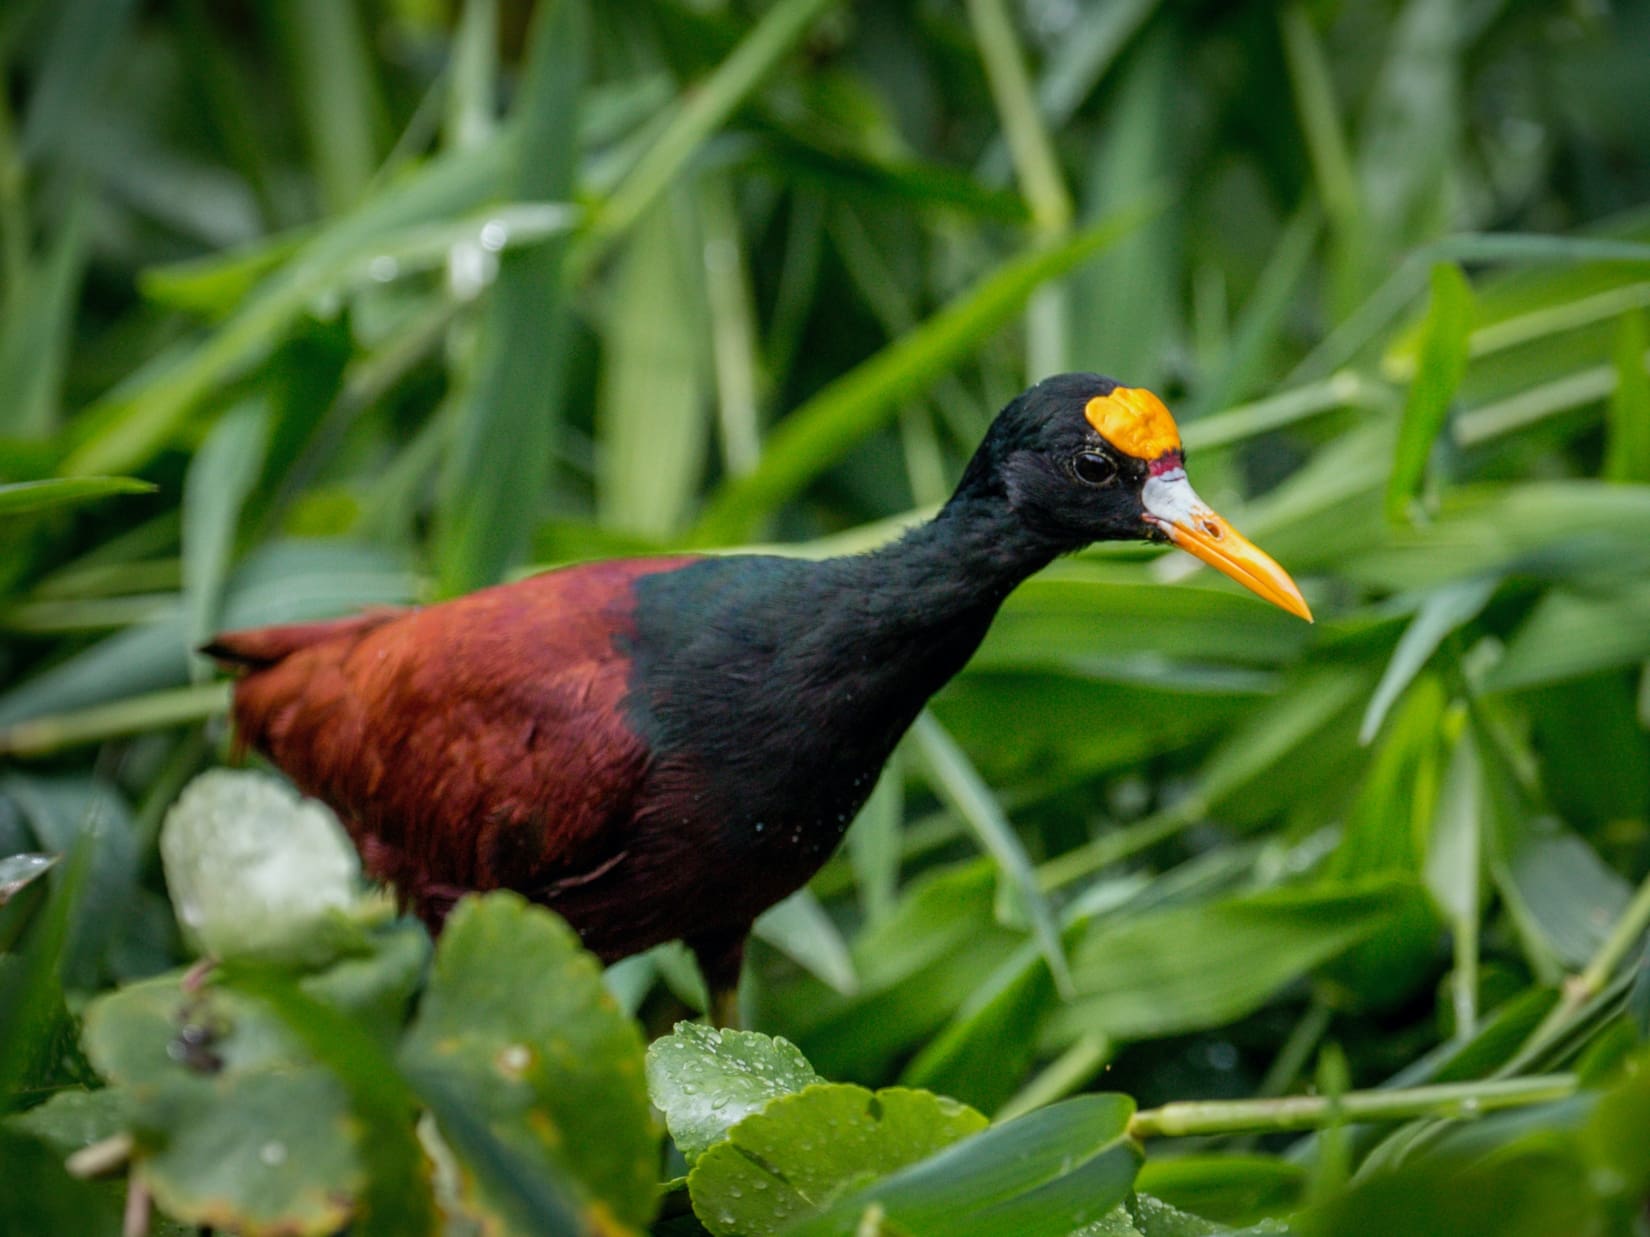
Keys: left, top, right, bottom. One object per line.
{"left": 1072, "top": 451, "right": 1117, "bottom": 486}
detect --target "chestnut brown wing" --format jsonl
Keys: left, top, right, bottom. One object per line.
{"left": 211, "top": 557, "right": 698, "bottom": 917}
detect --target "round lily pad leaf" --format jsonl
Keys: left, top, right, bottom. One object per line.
{"left": 160, "top": 770, "right": 366, "bottom": 967}
{"left": 399, "top": 891, "right": 659, "bottom": 1233}
{"left": 83, "top": 974, "right": 306, "bottom": 1089}
{"left": 137, "top": 1067, "right": 362, "bottom": 1236}
{"left": 647, "top": 1021, "right": 822, "bottom": 1163}
{"left": 687, "top": 1083, "right": 987, "bottom": 1236}
{"left": 81, "top": 973, "right": 365, "bottom": 1236}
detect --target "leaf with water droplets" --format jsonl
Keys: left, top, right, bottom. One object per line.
{"left": 686, "top": 1082, "right": 986, "bottom": 1236}
{"left": 647, "top": 1021, "right": 822, "bottom": 1162}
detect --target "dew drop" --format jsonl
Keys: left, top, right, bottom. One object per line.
{"left": 479, "top": 219, "right": 510, "bottom": 252}
{"left": 259, "top": 1140, "right": 287, "bottom": 1167}
{"left": 367, "top": 255, "right": 398, "bottom": 283}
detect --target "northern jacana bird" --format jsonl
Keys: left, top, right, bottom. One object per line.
{"left": 206, "top": 374, "right": 1310, "bottom": 1023}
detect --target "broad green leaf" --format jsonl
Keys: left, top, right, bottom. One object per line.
{"left": 5, "top": 1085, "right": 130, "bottom": 1155}
{"left": 692, "top": 203, "right": 1154, "bottom": 543}
{"left": 222, "top": 966, "right": 438, "bottom": 1237}
{"left": 141, "top": 1069, "right": 363, "bottom": 1236}
{"left": 0, "top": 476, "right": 156, "bottom": 516}
{"left": 159, "top": 770, "right": 366, "bottom": 967}
{"left": 1604, "top": 311, "right": 1650, "bottom": 482}
{"left": 1293, "top": 1144, "right": 1597, "bottom": 1237}
{"left": 1126, "top": 1193, "right": 1224, "bottom": 1237}
{"left": 82, "top": 975, "right": 362, "bottom": 1235}
{"left": 1387, "top": 263, "right": 1473, "bottom": 519}
{"left": 686, "top": 1082, "right": 987, "bottom": 1236}
{"left": 399, "top": 892, "right": 659, "bottom": 1231}
{"left": 784, "top": 1094, "right": 1141, "bottom": 1237}
{"left": 753, "top": 888, "right": 858, "bottom": 995}
{"left": 899, "top": 939, "right": 1053, "bottom": 1113}
{"left": 1135, "top": 1155, "right": 1307, "bottom": 1228}
{"left": 1360, "top": 577, "right": 1495, "bottom": 743}
{"left": 646, "top": 1022, "right": 822, "bottom": 1163}
{"left": 1495, "top": 816, "right": 1631, "bottom": 972}
{"left": 181, "top": 400, "right": 269, "bottom": 677}
{"left": 1487, "top": 581, "right": 1650, "bottom": 693}
{"left": 1047, "top": 877, "right": 1434, "bottom": 1043}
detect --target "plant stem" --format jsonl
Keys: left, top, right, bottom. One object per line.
{"left": 1127, "top": 1074, "right": 1576, "bottom": 1140}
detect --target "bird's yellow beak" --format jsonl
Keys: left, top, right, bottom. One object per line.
{"left": 1142, "top": 467, "right": 1313, "bottom": 623}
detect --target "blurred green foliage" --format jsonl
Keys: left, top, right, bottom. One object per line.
{"left": 3, "top": 0, "right": 1650, "bottom": 1232}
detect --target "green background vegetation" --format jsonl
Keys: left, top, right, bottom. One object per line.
{"left": 3, "top": 0, "right": 1650, "bottom": 1233}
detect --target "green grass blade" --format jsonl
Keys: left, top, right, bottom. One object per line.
{"left": 270, "top": 0, "right": 387, "bottom": 213}
{"left": 446, "top": 0, "right": 499, "bottom": 150}
{"left": 0, "top": 193, "right": 87, "bottom": 438}
{"left": 1387, "top": 262, "right": 1472, "bottom": 520}
{"left": 693, "top": 203, "right": 1154, "bottom": 543}
{"left": 62, "top": 139, "right": 511, "bottom": 477}
{"left": 967, "top": 0, "right": 1071, "bottom": 235}
{"left": 1360, "top": 577, "right": 1496, "bottom": 744}
{"left": 596, "top": 196, "right": 710, "bottom": 537}
{"left": 0, "top": 682, "right": 230, "bottom": 758}
{"left": 911, "top": 712, "right": 1073, "bottom": 1000}
{"left": 434, "top": 0, "right": 585, "bottom": 595}
{"left": 0, "top": 476, "right": 155, "bottom": 516}
{"left": 582, "top": 0, "right": 835, "bottom": 265}
{"left": 1604, "top": 311, "right": 1650, "bottom": 482}
{"left": 1069, "top": 29, "right": 1174, "bottom": 387}
{"left": 181, "top": 400, "right": 268, "bottom": 679}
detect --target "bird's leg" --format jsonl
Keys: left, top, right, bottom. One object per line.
{"left": 689, "top": 930, "right": 748, "bottom": 1029}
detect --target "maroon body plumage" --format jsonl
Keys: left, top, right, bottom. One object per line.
{"left": 209, "top": 557, "right": 699, "bottom": 951}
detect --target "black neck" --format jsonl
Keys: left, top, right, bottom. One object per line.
{"left": 820, "top": 477, "right": 1059, "bottom": 642}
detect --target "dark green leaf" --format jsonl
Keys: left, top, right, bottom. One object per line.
{"left": 687, "top": 1082, "right": 987, "bottom": 1236}
{"left": 647, "top": 1021, "right": 822, "bottom": 1164}
{"left": 784, "top": 1094, "right": 1141, "bottom": 1237}
{"left": 399, "top": 891, "right": 660, "bottom": 1231}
